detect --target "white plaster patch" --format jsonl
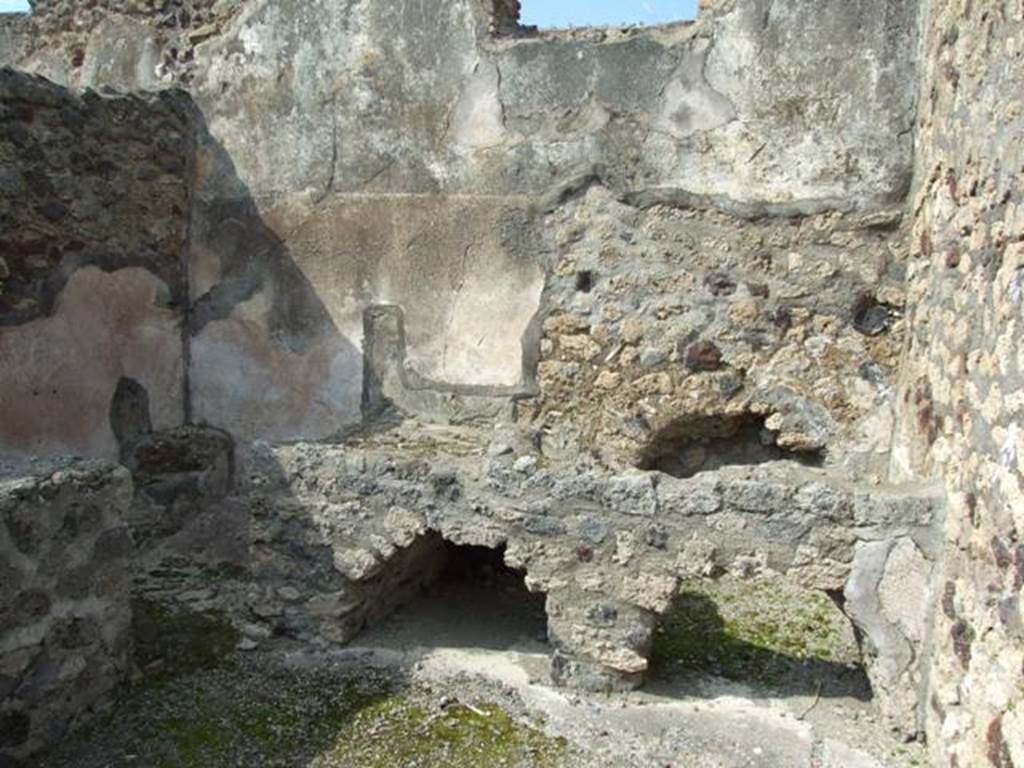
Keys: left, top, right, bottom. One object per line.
{"left": 1000, "top": 422, "right": 1018, "bottom": 469}
{"left": 450, "top": 59, "right": 506, "bottom": 151}
{"left": 878, "top": 539, "right": 931, "bottom": 644}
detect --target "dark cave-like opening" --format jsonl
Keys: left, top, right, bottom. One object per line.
{"left": 358, "top": 535, "right": 549, "bottom": 651}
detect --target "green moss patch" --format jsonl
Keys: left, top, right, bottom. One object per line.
{"left": 131, "top": 598, "right": 239, "bottom": 680}
{"left": 652, "top": 576, "right": 864, "bottom": 688}
{"left": 35, "top": 660, "right": 567, "bottom": 768}
{"left": 317, "top": 698, "right": 566, "bottom": 768}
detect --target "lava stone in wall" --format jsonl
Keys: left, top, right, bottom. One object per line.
{"left": 0, "top": 459, "right": 135, "bottom": 762}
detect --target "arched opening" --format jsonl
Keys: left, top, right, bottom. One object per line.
{"left": 355, "top": 534, "right": 549, "bottom": 653}
{"left": 637, "top": 412, "right": 824, "bottom": 478}
{"left": 651, "top": 575, "right": 872, "bottom": 701}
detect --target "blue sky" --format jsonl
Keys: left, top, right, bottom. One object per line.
{"left": 0, "top": 0, "right": 699, "bottom": 23}
{"left": 521, "top": 0, "right": 698, "bottom": 27}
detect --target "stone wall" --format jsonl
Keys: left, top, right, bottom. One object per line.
{"left": 0, "top": 69, "right": 195, "bottom": 460}
{"left": 248, "top": 431, "right": 942, "bottom": 714}
{"left": 896, "top": 1, "right": 1024, "bottom": 765}
{"left": 8, "top": 0, "right": 1017, "bottom": 759}
{"left": 0, "top": 460, "right": 135, "bottom": 762}
{"left": 120, "top": 418, "right": 942, "bottom": 729}
{"left": 521, "top": 188, "right": 908, "bottom": 476}
{"left": 0, "top": 0, "right": 924, "bottom": 449}
{"left": 0, "top": 14, "right": 28, "bottom": 65}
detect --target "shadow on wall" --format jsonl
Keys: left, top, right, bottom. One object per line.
{"left": 0, "top": 70, "right": 542, "bottom": 459}
{"left": 0, "top": 74, "right": 366, "bottom": 459}
{"left": 183, "top": 108, "right": 366, "bottom": 443}
{"left": 0, "top": 70, "right": 197, "bottom": 460}
{"left": 183, "top": 107, "right": 534, "bottom": 442}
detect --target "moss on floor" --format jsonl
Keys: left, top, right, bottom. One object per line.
{"left": 34, "top": 660, "right": 567, "bottom": 768}
{"left": 316, "top": 698, "right": 566, "bottom": 768}
{"left": 652, "top": 575, "right": 864, "bottom": 687}
{"left": 131, "top": 598, "right": 239, "bottom": 680}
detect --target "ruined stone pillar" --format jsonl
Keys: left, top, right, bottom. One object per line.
{"left": 545, "top": 588, "right": 657, "bottom": 691}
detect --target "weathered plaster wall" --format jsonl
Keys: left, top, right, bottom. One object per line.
{"left": 0, "top": 70, "right": 194, "bottom": 460}
{"left": 0, "top": 459, "right": 135, "bottom": 761}
{"left": 896, "top": 1, "right": 1024, "bottom": 764}
{"left": 185, "top": 186, "right": 544, "bottom": 441}
{"left": 0, "top": 0, "right": 924, "bottom": 447}
{"left": 17, "top": 0, "right": 916, "bottom": 206}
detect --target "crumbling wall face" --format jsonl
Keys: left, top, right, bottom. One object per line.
{"left": 521, "top": 190, "right": 908, "bottom": 476}
{"left": 0, "top": 70, "right": 194, "bottom": 460}
{"left": 896, "top": 1, "right": 1024, "bottom": 764}
{"left": 0, "top": 460, "right": 135, "bottom": 762}
{"left": 9, "top": 1, "right": 243, "bottom": 89}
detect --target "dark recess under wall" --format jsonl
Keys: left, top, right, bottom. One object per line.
{"left": 638, "top": 413, "right": 824, "bottom": 478}
{"left": 355, "top": 537, "right": 549, "bottom": 651}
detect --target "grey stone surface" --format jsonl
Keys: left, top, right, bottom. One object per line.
{"left": 0, "top": 459, "right": 135, "bottom": 762}
{"left": 844, "top": 538, "right": 936, "bottom": 736}
{"left": 119, "top": 421, "right": 942, "bottom": 704}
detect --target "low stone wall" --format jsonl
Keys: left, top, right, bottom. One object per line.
{"left": 125, "top": 420, "right": 942, "bottom": 730}
{"left": 0, "top": 460, "right": 135, "bottom": 762}
{"left": 245, "top": 428, "right": 941, "bottom": 726}
{"left": 0, "top": 416, "right": 943, "bottom": 761}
